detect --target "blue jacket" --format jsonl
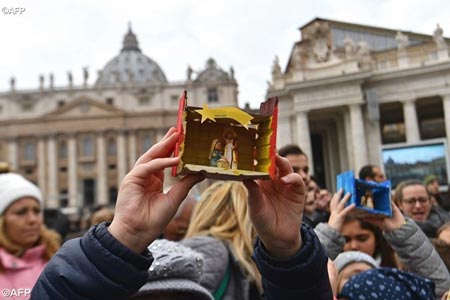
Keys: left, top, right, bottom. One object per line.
{"left": 253, "top": 225, "right": 332, "bottom": 300}
{"left": 31, "top": 223, "right": 332, "bottom": 300}
{"left": 31, "top": 223, "right": 153, "bottom": 300}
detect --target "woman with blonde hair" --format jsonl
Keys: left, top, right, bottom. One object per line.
{"left": 182, "top": 181, "right": 262, "bottom": 300}
{"left": 0, "top": 173, "right": 60, "bottom": 298}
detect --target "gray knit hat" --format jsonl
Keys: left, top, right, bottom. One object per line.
{"left": 0, "top": 173, "right": 43, "bottom": 215}
{"left": 334, "top": 251, "right": 378, "bottom": 273}
{"left": 132, "top": 239, "right": 214, "bottom": 300}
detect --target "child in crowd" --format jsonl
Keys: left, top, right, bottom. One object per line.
{"left": 316, "top": 189, "right": 450, "bottom": 298}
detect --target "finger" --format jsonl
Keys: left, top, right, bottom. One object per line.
{"left": 135, "top": 132, "right": 179, "bottom": 166}
{"left": 161, "top": 127, "right": 177, "bottom": 141}
{"left": 276, "top": 155, "right": 293, "bottom": 178}
{"left": 280, "top": 173, "right": 305, "bottom": 196}
{"left": 339, "top": 203, "right": 356, "bottom": 217}
{"left": 137, "top": 127, "right": 176, "bottom": 166}
{"left": 337, "top": 192, "right": 352, "bottom": 210}
{"left": 391, "top": 201, "right": 402, "bottom": 215}
{"left": 166, "top": 174, "right": 205, "bottom": 207}
{"left": 243, "top": 179, "right": 265, "bottom": 216}
{"left": 130, "top": 157, "right": 180, "bottom": 181}
{"left": 330, "top": 189, "right": 343, "bottom": 210}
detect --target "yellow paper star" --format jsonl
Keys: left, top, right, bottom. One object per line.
{"left": 195, "top": 104, "right": 217, "bottom": 123}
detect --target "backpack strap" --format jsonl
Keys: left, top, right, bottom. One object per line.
{"left": 212, "top": 262, "right": 231, "bottom": 300}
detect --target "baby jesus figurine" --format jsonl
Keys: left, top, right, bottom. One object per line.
{"left": 361, "top": 190, "right": 374, "bottom": 209}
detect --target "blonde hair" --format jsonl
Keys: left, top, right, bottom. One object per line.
{"left": 185, "top": 181, "right": 260, "bottom": 290}
{"left": 0, "top": 216, "right": 60, "bottom": 271}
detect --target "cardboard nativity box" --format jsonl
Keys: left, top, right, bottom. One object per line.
{"left": 336, "top": 170, "right": 392, "bottom": 218}
{"left": 172, "top": 91, "right": 278, "bottom": 181}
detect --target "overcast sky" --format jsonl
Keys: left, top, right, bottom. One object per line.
{"left": 1, "top": 0, "right": 449, "bottom": 108}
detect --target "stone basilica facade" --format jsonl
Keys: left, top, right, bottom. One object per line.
{"left": 268, "top": 18, "right": 450, "bottom": 190}
{"left": 0, "top": 25, "right": 238, "bottom": 208}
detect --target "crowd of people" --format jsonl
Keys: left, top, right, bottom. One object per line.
{"left": 1, "top": 127, "right": 450, "bottom": 299}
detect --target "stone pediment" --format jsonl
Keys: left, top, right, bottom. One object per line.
{"left": 45, "top": 96, "right": 125, "bottom": 120}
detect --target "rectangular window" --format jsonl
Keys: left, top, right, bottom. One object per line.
{"left": 82, "top": 136, "right": 94, "bottom": 157}
{"left": 141, "top": 134, "right": 153, "bottom": 153}
{"left": 379, "top": 102, "right": 406, "bottom": 144}
{"left": 23, "top": 141, "right": 35, "bottom": 161}
{"left": 106, "top": 98, "right": 114, "bottom": 105}
{"left": 59, "top": 190, "right": 68, "bottom": 207}
{"left": 207, "top": 88, "right": 218, "bottom": 103}
{"left": 107, "top": 138, "right": 117, "bottom": 156}
{"left": 139, "top": 97, "right": 150, "bottom": 105}
{"left": 59, "top": 141, "right": 68, "bottom": 159}
{"left": 416, "top": 97, "right": 445, "bottom": 140}
{"left": 171, "top": 95, "right": 179, "bottom": 106}
{"left": 21, "top": 102, "right": 34, "bottom": 112}
{"left": 109, "top": 187, "right": 118, "bottom": 205}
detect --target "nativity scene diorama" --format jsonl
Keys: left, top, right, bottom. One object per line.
{"left": 336, "top": 170, "right": 392, "bottom": 217}
{"left": 209, "top": 127, "right": 238, "bottom": 170}
{"left": 172, "top": 91, "right": 278, "bottom": 180}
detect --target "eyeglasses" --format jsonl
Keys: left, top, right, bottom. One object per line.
{"left": 402, "top": 197, "right": 429, "bottom": 206}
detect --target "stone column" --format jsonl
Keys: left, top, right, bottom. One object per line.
{"left": 442, "top": 95, "right": 450, "bottom": 154}
{"left": 96, "top": 133, "right": 108, "bottom": 205}
{"left": 7, "top": 138, "right": 18, "bottom": 171}
{"left": 335, "top": 115, "right": 348, "bottom": 170}
{"left": 117, "top": 131, "right": 127, "bottom": 186}
{"left": 295, "top": 111, "right": 314, "bottom": 173}
{"left": 68, "top": 134, "right": 78, "bottom": 207}
{"left": 37, "top": 137, "right": 47, "bottom": 199}
{"left": 402, "top": 99, "right": 420, "bottom": 143}
{"left": 128, "top": 130, "right": 137, "bottom": 168}
{"left": 277, "top": 115, "right": 292, "bottom": 148}
{"left": 47, "top": 135, "right": 59, "bottom": 208}
{"left": 349, "top": 104, "right": 369, "bottom": 172}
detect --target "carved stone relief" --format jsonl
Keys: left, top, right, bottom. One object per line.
{"left": 303, "top": 22, "right": 331, "bottom": 63}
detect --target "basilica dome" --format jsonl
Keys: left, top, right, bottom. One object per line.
{"left": 96, "top": 25, "right": 167, "bottom": 86}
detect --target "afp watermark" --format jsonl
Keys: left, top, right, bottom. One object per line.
{"left": 1, "top": 288, "right": 31, "bottom": 298}
{"left": 2, "top": 7, "right": 26, "bottom": 15}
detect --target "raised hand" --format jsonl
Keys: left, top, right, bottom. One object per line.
{"left": 366, "top": 201, "right": 405, "bottom": 232}
{"left": 327, "top": 189, "right": 355, "bottom": 232}
{"left": 244, "top": 155, "right": 305, "bottom": 258}
{"left": 108, "top": 127, "right": 204, "bottom": 253}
